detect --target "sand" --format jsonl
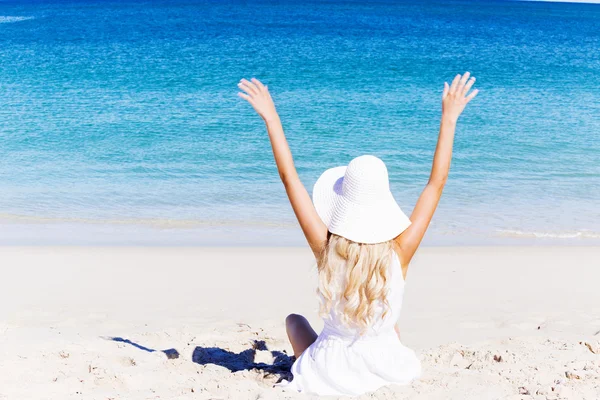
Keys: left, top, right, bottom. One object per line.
{"left": 1, "top": 246, "right": 599, "bottom": 399}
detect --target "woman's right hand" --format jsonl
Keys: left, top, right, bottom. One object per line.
{"left": 442, "top": 72, "right": 478, "bottom": 123}
{"left": 238, "top": 78, "right": 279, "bottom": 123}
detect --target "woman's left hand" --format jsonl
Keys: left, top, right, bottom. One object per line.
{"left": 238, "top": 78, "right": 279, "bottom": 123}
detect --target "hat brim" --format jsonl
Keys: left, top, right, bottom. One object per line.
{"left": 312, "top": 166, "right": 412, "bottom": 244}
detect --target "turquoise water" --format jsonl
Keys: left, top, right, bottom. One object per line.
{"left": 0, "top": 0, "right": 599, "bottom": 245}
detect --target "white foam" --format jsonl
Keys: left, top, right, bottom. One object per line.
{"left": 0, "top": 16, "right": 35, "bottom": 24}
{"left": 498, "top": 229, "right": 600, "bottom": 239}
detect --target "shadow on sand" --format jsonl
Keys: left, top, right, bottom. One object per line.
{"left": 192, "top": 339, "right": 294, "bottom": 381}
{"left": 107, "top": 337, "right": 294, "bottom": 382}
{"left": 109, "top": 336, "right": 181, "bottom": 359}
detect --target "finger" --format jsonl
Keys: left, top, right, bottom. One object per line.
{"left": 462, "top": 77, "right": 476, "bottom": 96}
{"left": 240, "top": 78, "right": 259, "bottom": 95}
{"left": 238, "top": 82, "right": 256, "bottom": 96}
{"left": 465, "top": 88, "right": 479, "bottom": 103}
{"left": 238, "top": 92, "right": 253, "bottom": 102}
{"left": 457, "top": 72, "right": 470, "bottom": 93}
{"left": 449, "top": 74, "right": 461, "bottom": 93}
{"left": 442, "top": 82, "right": 449, "bottom": 99}
{"left": 251, "top": 78, "right": 267, "bottom": 92}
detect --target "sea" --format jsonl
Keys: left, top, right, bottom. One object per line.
{"left": 0, "top": 0, "right": 599, "bottom": 246}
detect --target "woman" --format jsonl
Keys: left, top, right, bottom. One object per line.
{"left": 238, "top": 73, "right": 478, "bottom": 396}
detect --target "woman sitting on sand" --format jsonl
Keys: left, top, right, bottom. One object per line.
{"left": 238, "top": 73, "right": 478, "bottom": 396}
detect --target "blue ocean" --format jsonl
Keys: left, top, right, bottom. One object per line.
{"left": 0, "top": 0, "right": 599, "bottom": 245}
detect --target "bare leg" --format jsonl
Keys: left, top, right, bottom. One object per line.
{"left": 285, "top": 313, "right": 318, "bottom": 358}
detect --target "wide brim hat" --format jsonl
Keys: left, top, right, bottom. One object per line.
{"left": 312, "top": 155, "right": 411, "bottom": 244}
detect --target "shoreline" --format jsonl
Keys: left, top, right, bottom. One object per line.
{"left": 1, "top": 221, "right": 600, "bottom": 247}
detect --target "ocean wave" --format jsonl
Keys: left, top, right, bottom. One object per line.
{"left": 498, "top": 229, "right": 600, "bottom": 239}
{"left": 0, "top": 16, "right": 35, "bottom": 24}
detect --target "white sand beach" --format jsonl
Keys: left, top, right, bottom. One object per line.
{"left": 1, "top": 246, "right": 599, "bottom": 399}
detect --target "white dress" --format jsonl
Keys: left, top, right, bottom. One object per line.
{"left": 283, "top": 253, "right": 421, "bottom": 397}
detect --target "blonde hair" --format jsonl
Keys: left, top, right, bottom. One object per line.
{"left": 317, "top": 234, "right": 394, "bottom": 333}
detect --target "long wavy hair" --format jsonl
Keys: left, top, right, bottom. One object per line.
{"left": 317, "top": 233, "right": 394, "bottom": 333}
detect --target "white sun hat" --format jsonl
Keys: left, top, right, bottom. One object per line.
{"left": 312, "top": 155, "right": 411, "bottom": 244}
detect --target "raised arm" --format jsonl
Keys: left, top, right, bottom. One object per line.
{"left": 395, "top": 72, "right": 478, "bottom": 267}
{"left": 238, "top": 78, "right": 328, "bottom": 257}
